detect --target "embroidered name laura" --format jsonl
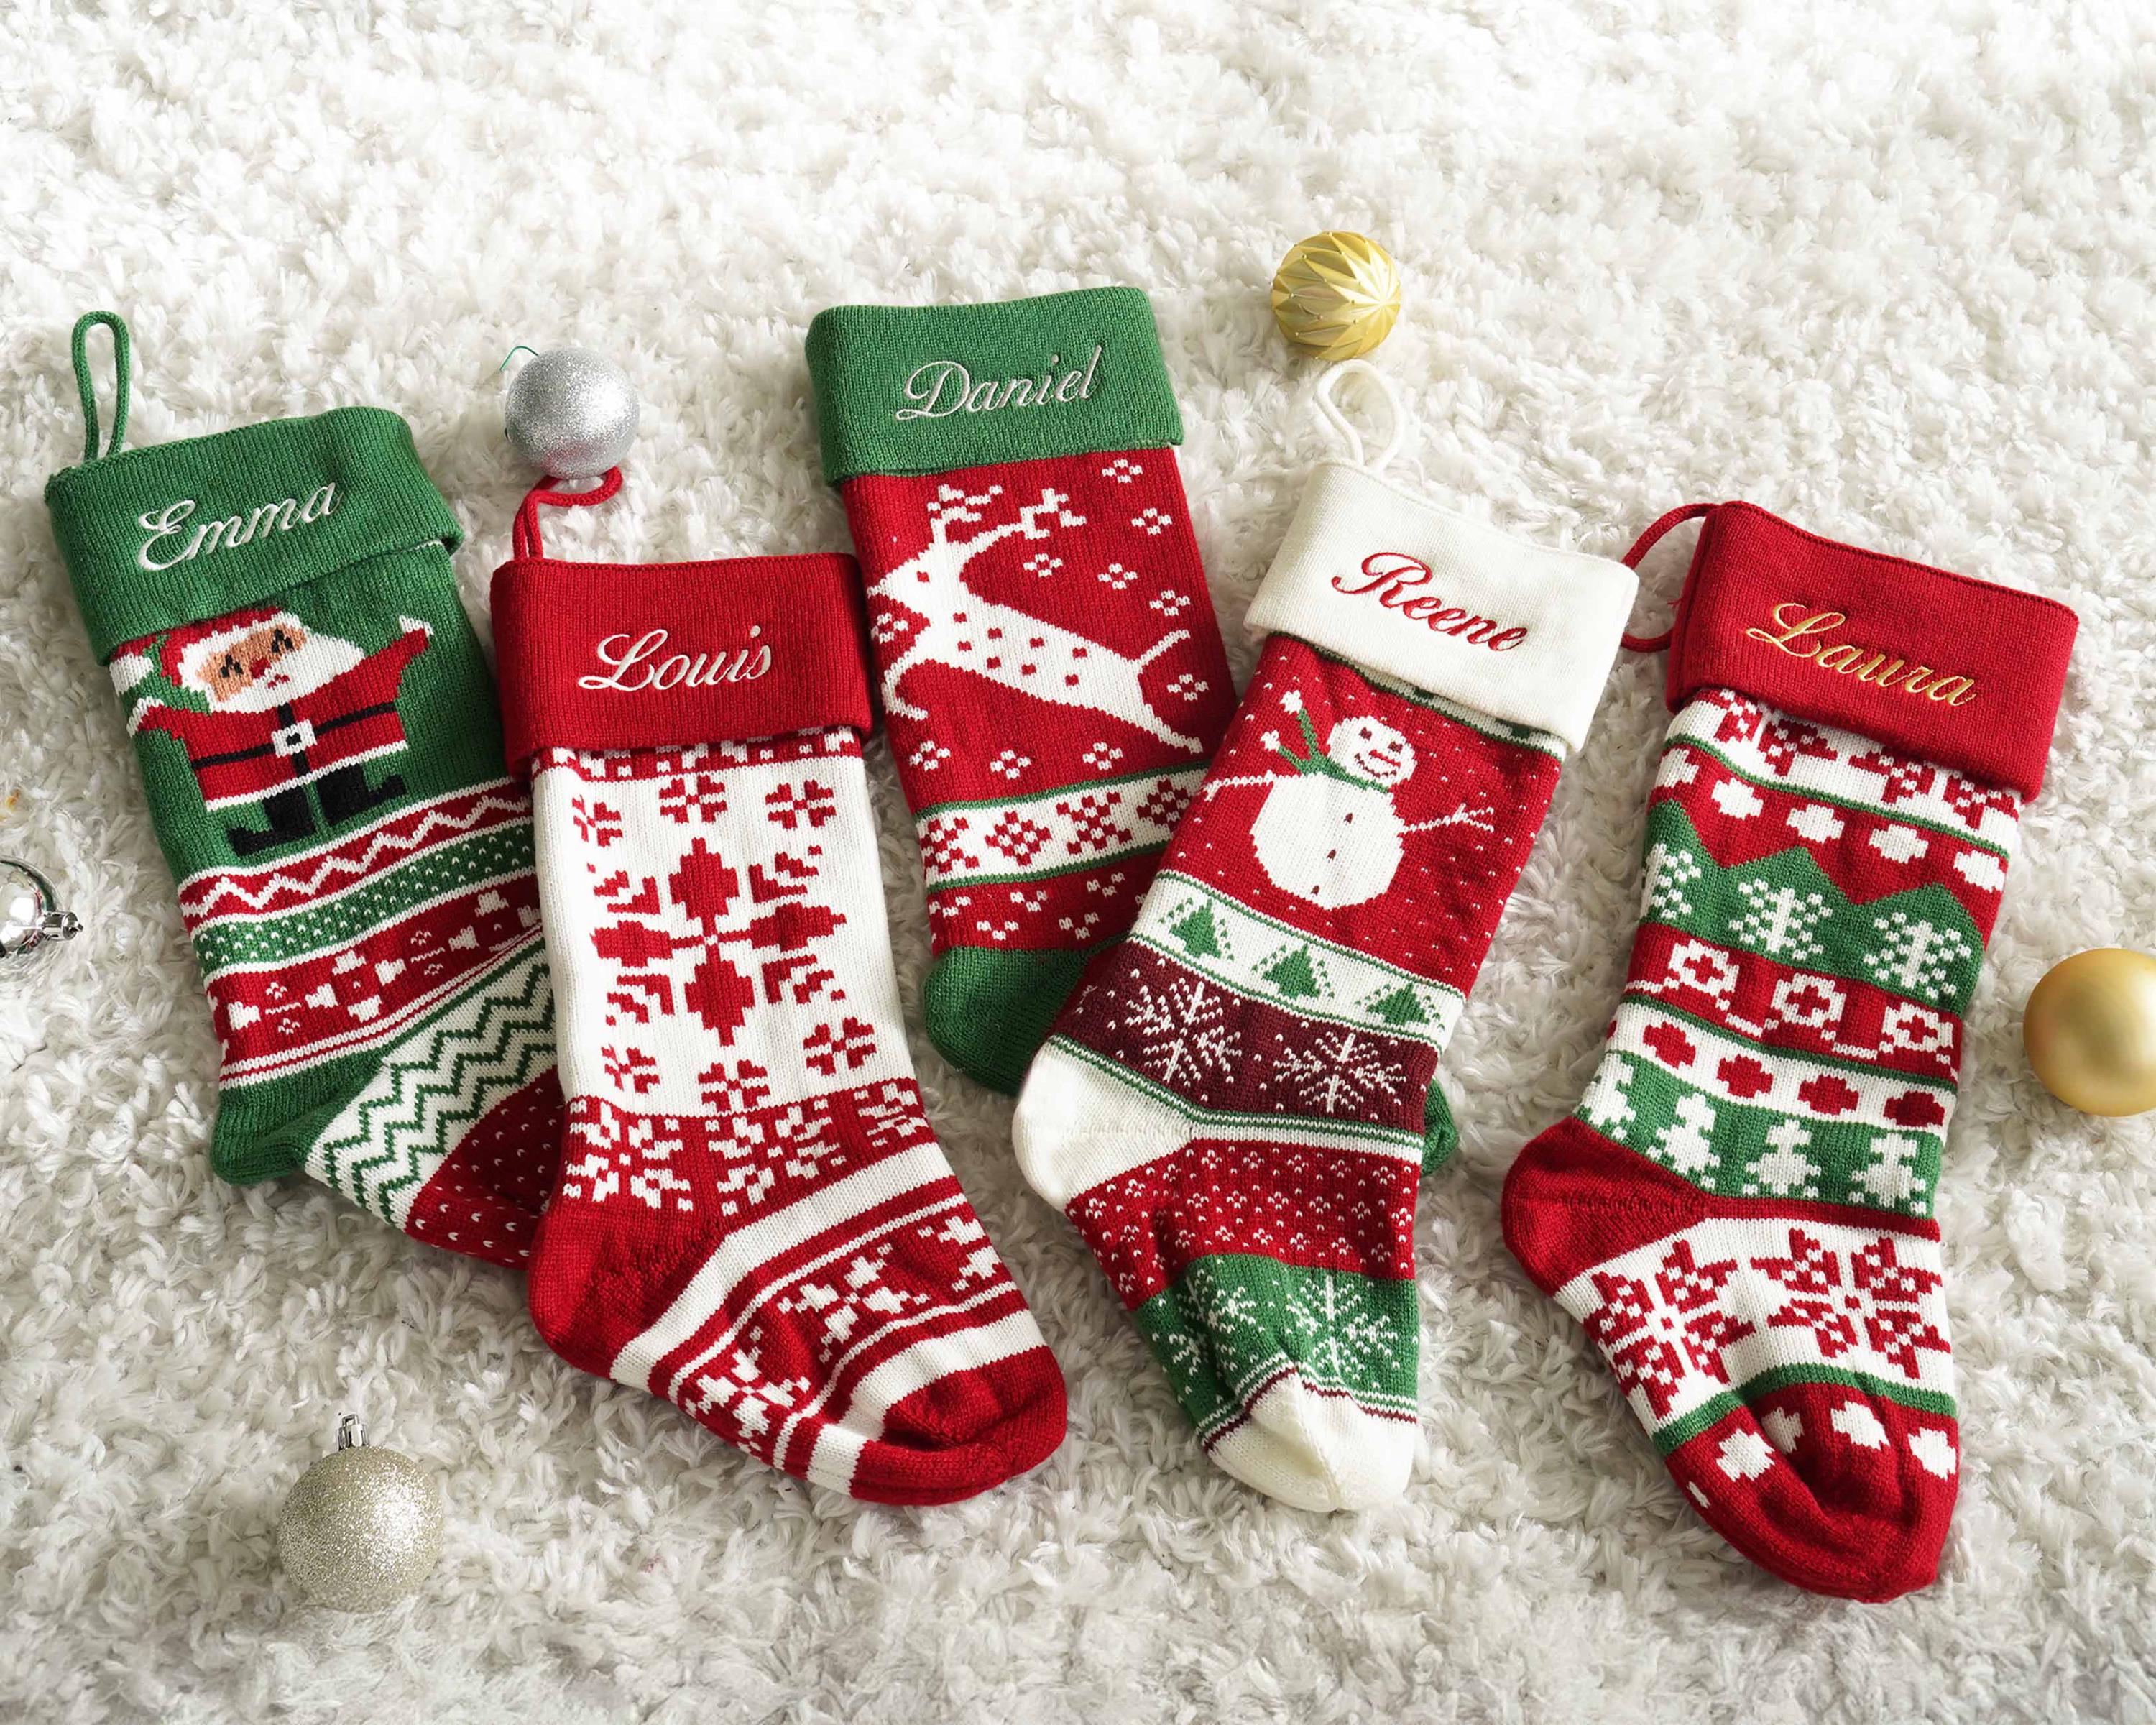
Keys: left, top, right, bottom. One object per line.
{"left": 135, "top": 487, "right": 339, "bottom": 573}
{"left": 1330, "top": 553, "right": 1529, "bottom": 652}
{"left": 1746, "top": 603, "right": 1976, "bottom": 706}
{"left": 893, "top": 346, "right": 1103, "bottom": 421}
{"left": 578, "top": 627, "right": 772, "bottom": 693}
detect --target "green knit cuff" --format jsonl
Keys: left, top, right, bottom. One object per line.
{"left": 804, "top": 286, "right": 1183, "bottom": 483}
{"left": 45, "top": 407, "right": 464, "bottom": 662}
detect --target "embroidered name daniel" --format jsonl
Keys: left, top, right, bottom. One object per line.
{"left": 136, "top": 486, "right": 338, "bottom": 573}
{"left": 893, "top": 347, "right": 1103, "bottom": 421}
{"left": 1330, "top": 553, "right": 1529, "bottom": 651}
{"left": 1747, "top": 603, "right": 1976, "bottom": 706}
{"left": 578, "top": 627, "right": 771, "bottom": 693}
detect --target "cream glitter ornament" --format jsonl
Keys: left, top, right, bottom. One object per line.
{"left": 1270, "top": 232, "right": 1402, "bottom": 361}
{"left": 277, "top": 1416, "right": 443, "bottom": 1610}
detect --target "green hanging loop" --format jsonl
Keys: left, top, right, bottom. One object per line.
{"left": 70, "top": 310, "right": 133, "bottom": 464}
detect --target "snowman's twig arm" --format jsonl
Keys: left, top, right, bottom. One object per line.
{"left": 1402, "top": 803, "right": 1496, "bottom": 834}
{"left": 1200, "top": 772, "right": 1285, "bottom": 800}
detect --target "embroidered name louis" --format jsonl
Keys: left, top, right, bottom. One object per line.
{"left": 136, "top": 487, "right": 339, "bottom": 573}
{"left": 1330, "top": 553, "right": 1529, "bottom": 651}
{"left": 1746, "top": 603, "right": 1976, "bottom": 706}
{"left": 893, "top": 346, "right": 1103, "bottom": 421}
{"left": 578, "top": 627, "right": 772, "bottom": 693}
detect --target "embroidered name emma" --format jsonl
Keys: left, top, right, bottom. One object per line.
{"left": 1746, "top": 603, "right": 1976, "bottom": 706}
{"left": 578, "top": 627, "right": 772, "bottom": 693}
{"left": 136, "top": 487, "right": 339, "bottom": 573}
{"left": 893, "top": 347, "right": 1103, "bottom": 421}
{"left": 1330, "top": 553, "right": 1529, "bottom": 651}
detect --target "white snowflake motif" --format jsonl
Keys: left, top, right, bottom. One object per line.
{"left": 988, "top": 748, "right": 1033, "bottom": 781}
{"left": 1730, "top": 878, "right": 1832, "bottom": 963}
{"left": 1862, "top": 912, "right": 1973, "bottom": 1003}
{"left": 1023, "top": 552, "right": 1064, "bottom": 577}
{"left": 681, "top": 1341, "right": 811, "bottom": 1447}
{"left": 1582, "top": 1057, "right": 1637, "bottom": 1133}
{"left": 1132, "top": 507, "right": 1174, "bottom": 535}
{"left": 775, "top": 1246, "right": 928, "bottom": 1359}
{"left": 1149, "top": 589, "right": 1191, "bottom": 619}
{"left": 1097, "top": 562, "right": 1137, "bottom": 590}
{"left": 1173, "top": 1262, "right": 1263, "bottom": 1378}
{"left": 1642, "top": 841, "right": 1704, "bottom": 921}
{"left": 1271, "top": 1029, "right": 1407, "bottom": 1116}
{"left": 1166, "top": 671, "right": 1210, "bottom": 702}
{"left": 1156, "top": 1327, "right": 1210, "bottom": 1382}
{"left": 907, "top": 740, "right": 952, "bottom": 772}
{"left": 1119, "top": 975, "right": 1241, "bottom": 1090}
{"left": 1081, "top": 742, "right": 1125, "bottom": 771}
{"left": 1100, "top": 457, "right": 1144, "bottom": 484}
{"left": 1283, "top": 1274, "right": 1397, "bottom": 1387}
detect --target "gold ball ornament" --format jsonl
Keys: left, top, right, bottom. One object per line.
{"left": 1271, "top": 232, "right": 1402, "bottom": 362}
{"left": 2023, "top": 948, "right": 2156, "bottom": 1116}
{"left": 277, "top": 1417, "right": 443, "bottom": 1611}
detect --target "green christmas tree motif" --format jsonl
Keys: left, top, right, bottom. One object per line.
{"left": 1258, "top": 942, "right": 1331, "bottom": 1002}
{"left": 1360, "top": 983, "right": 1430, "bottom": 1029}
{"left": 1164, "top": 899, "right": 1230, "bottom": 962}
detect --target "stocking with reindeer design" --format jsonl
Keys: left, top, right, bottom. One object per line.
{"left": 1013, "top": 367, "right": 1639, "bottom": 1510}
{"left": 806, "top": 288, "right": 1235, "bottom": 1092}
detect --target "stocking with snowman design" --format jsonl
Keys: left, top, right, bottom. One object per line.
{"left": 1013, "top": 365, "right": 1640, "bottom": 1509}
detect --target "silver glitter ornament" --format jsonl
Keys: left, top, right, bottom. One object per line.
{"left": 0, "top": 859, "right": 79, "bottom": 961}
{"left": 277, "top": 1416, "right": 442, "bottom": 1611}
{"left": 503, "top": 346, "right": 639, "bottom": 478}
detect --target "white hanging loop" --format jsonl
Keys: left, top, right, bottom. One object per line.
{"left": 1310, "top": 358, "right": 1410, "bottom": 474}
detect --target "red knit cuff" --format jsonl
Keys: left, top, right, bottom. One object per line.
{"left": 491, "top": 553, "right": 873, "bottom": 776}
{"left": 1659, "top": 502, "right": 2077, "bottom": 799}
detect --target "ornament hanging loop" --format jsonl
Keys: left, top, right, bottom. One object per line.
{"left": 1312, "top": 359, "right": 1409, "bottom": 474}
{"left": 512, "top": 466, "right": 625, "bottom": 561}
{"left": 70, "top": 310, "right": 132, "bottom": 464}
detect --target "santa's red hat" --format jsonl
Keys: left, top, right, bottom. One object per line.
{"left": 157, "top": 607, "right": 300, "bottom": 691}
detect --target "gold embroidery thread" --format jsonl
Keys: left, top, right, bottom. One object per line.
{"left": 1746, "top": 603, "right": 1976, "bottom": 707}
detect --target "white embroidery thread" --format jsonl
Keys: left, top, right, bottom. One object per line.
{"left": 893, "top": 346, "right": 1102, "bottom": 422}
{"left": 135, "top": 486, "right": 339, "bottom": 573}
{"left": 579, "top": 627, "right": 773, "bottom": 694}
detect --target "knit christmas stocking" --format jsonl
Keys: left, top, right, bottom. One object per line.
{"left": 1502, "top": 502, "right": 2077, "bottom": 1599}
{"left": 1014, "top": 379, "right": 1639, "bottom": 1509}
{"left": 45, "top": 314, "right": 562, "bottom": 1267}
{"left": 496, "top": 475, "right": 1065, "bottom": 1504}
{"left": 805, "top": 288, "right": 1235, "bottom": 1092}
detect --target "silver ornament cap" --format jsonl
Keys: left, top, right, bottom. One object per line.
{"left": 504, "top": 346, "right": 640, "bottom": 479}
{"left": 277, "top": 1415, "right": 443, "bottom": 1611}
{"left": 0, "top": 858, "right": 80, "bottom": 961}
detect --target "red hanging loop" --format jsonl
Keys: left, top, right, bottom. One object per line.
{"left": 512, "top": 466, "right": 625, "bottom": 561}
{"left": 1616, "top": 502, "right": 1715, "bottom": 654}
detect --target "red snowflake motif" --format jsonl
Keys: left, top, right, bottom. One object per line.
{"left": 1940, "top": 775, "right": 2017, "bottom": 833}
{"left": 1709, "top": 694, "right": 1766, "bottom": 744}
{"left": 1849, "top": 748, "right": 1938, "bottom": 806}
{"left": 1134, "top": 777, "right": 1192, "bottom": 829}
{"left": 803, "top": 1016, "right": 879, "bottom": 1075}
{"left": 601, "top": 1044, "right": 661, "bottom": 1094}
{"left": 985, "top": 811, "right": 1053, "bottom": 866}
{"left": 921, "top": 819, "right": 982, "bottom": 877}
{"left": 1056, "top": 791, "right": 1134, "bottom": 855}
{"left": 1755, "top": 719, "right": 1838, "bottom": 778}
{"left": 659, "top": 773, "right": 728, "bottom": 824}
{"left": 699, "top": 1057, "right": 773, "bottom": 1113}
{"left": 1582, "top": 1241, "right": 1756, "bottom": 1419}
{"left": 1752, "top": 1228, "right": 1948, "bottom": 1379}
{"left": 571, "top": 797, "right": 624, "bottom": 848}
{"left": 765, "top": 781, "right": 838, "bottom": 831}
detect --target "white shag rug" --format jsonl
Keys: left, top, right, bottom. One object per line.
{"left": 4, "top": 4, "right": 2155, "bottom": 1720}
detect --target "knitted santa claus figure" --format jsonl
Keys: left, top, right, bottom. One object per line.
{"left": 116, "top": 607, "right": 430, "bottom": 856}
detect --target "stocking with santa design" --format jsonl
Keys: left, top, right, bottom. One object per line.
{"left": 45, "top": 313, "right": 562, "bottom": 1268}
{"left": 1501, "top": 500, "right": 2077, "bottom": 1600}
{"left": 1013, "top": 367, "right": 1640, "bottom": 1509}
{"left": 495, "top": 474, "right": 1064, "bottom": 1504}
{"left": 805, "top": 287, "right": 1236, "bottom": 1092}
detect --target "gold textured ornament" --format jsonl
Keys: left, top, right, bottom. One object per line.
{"left": 1271, "top": 232, "right": 1402, "bottom": 361}
{"left": 2023, "top": 948, "right": 2156, "bottom": 1116}
{"left": 277, "top": 1416, "right": 443, "bottom": 1611}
